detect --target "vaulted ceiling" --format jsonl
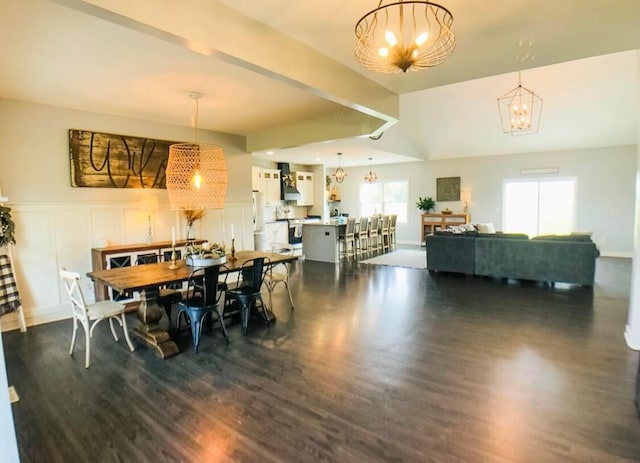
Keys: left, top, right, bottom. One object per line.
{"left": 1, "top": 0, "right": 639, "bottom": 167}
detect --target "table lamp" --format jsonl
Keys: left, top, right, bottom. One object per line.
{"left": 460, "top": 190, "right": 471, "bottom": 214}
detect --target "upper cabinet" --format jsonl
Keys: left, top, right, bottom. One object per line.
{"left": 294, "top": 171, "right": 314, "bottom": 206}
{"left": 261, "top": 168, "right": 281, "bottom": 206}
{"left": 251, "top": 166, "right": 262, "bottom": 191}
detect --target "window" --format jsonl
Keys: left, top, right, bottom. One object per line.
{"left": 503, "top": 178, "right": 576, "bottom": 236}
{"left": 360, "top": 180, "right": 408, "bottom": 222}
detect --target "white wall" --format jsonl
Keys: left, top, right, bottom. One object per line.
{"left": 335, "top": 145, "right": 637, "bottom": 256}
{"left": 0, "top": 98, "right": 255, "bottom": 331}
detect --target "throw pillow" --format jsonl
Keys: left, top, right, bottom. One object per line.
{"left": 447, "top": 225, "right": 467, "bottom": 234}
{"left": 475, "top": 222, "right": 496, "bottom": 234}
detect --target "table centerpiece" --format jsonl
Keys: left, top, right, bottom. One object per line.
{"left": 185, "top": 241, "right": 227, "bottom": 267}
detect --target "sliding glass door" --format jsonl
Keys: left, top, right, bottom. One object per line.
{"left": 503, "top": 178, "right": 576, "bottom": 236}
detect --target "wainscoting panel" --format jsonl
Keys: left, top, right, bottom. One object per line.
{"left": 12, "top": 209, "right": 59, "bottom": 314}
{"left": 90, "top": 208, "right": 125, "bottom": 249}
{"left": 1, "top": 200, "right": 253, "bottom": 332}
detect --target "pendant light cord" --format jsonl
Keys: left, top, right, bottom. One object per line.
{"left": 194, "top": 97, "right": 199, "bottom": 144}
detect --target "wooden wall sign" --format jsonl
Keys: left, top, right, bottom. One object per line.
{"left": 69, "top": 129, "right": 180, "bottom": 189}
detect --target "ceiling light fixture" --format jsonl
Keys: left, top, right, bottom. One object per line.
{"left": 332, "top": 152, "right": 346, "bottom": 184}
{"left": 355, "top": 1, "right": 455, "bottom": 74}
{"left": 166, "top": 92, "right": 228, "bottom": 210}
{"left": 497, "top": 71, "right": 543, "bottom": 135}
{"left": 364, "top": 157, "right": 378, "bottom": 183}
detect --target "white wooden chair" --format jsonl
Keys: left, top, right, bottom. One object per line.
{"left": 60, "top": 269, "right": 135, "bottom": 368}
{"left": 263, "top": 243, "right": 295, "bottom": 312}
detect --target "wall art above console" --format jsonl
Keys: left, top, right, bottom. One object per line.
{"left": 68, "top": 129, "right": 180, "bottom": 189}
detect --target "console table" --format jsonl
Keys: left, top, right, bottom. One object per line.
{"left": 91, "top": 240, "right": 203, "bottom": 306}
{"left": 421, "top": 213, "right": 470, "bottom": 242}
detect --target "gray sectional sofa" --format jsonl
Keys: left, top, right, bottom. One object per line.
{"left": 426, "top": 232, "right": 599, "bottom": 286}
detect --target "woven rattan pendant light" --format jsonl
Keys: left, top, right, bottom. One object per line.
{"left": 166, "top": 92, "right": 228, "bottom": 210}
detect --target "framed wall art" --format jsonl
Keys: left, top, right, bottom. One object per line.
{"left": 68, "top": 129, "right": 180, "bottom": 189}
{"left": 436, "top": 176, "right": 460, "bottom": 201}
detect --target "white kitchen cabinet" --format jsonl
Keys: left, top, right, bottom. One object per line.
{"left": 294, "top": 171, "right": 314, "bottom": 206}
{"left": 261, "top": 169, "right": 281, "bottom": 206}
{"left": 251, "top": 166, "right": 263, "bottom": 191}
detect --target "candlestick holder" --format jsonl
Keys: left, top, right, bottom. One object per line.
{"left": 168, "top": 245, "right": 178, "bottom": 269}
{"left": 229, "top": 238, "right": 237, "bottom": 261}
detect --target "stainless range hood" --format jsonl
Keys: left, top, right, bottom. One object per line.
{"left": 277, "top": 163, "right": 301, "bottom": 201}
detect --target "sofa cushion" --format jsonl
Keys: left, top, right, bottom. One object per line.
{"left": 475, "top": 237, "right": 599, "bottom": 285}
{"left": 531, "top": 234, "right": 592, "bottom": 242}
{"left": 478, "top": 232, "right": 529, "bottom": 240}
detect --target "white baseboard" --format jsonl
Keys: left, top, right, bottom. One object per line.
{"left": 600, "top": 251, "right": 633, "bottom": 258}
{"left": 1, "top": 305, "right": 70, "bottom": 333}
{"left": 399, "top": 240, "right": 424, "bottom": 247}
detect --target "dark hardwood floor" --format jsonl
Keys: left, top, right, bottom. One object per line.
{"left": 4, "top": 252, "right": 640, "bottom": 462}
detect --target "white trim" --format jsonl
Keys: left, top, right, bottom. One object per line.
{"left": 600, "top": 251, "right": 633, "bottom": 258}
{"left": 624, "top": 324, "right": 640, "bottom": 351}
{"left": 1, "top": 304, "right": 70, "bottom": 333}
{"left": 520, "top": 167, "right": 559, "bottom": 175}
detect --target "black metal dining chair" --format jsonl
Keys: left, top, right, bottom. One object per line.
{"left": 224, "top": 257, "right": 271, "bottom": 335}
{"left": 176, "top": 265, "right": 228, "bottom": 353}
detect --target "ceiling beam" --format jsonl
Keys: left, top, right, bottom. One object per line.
{"left": 50, "top": 0, "right": 399, "bottom": 150}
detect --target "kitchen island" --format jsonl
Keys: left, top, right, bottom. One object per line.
{"left": 302, "top": 222, "right": 343, "bottom": 263}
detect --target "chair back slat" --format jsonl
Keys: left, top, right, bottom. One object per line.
{"left": 346, "top": 217, "right": 356, "bottom": 236}
{"left": 185, "top": 265, "right": 223, "bottom": 307}
{"left": 269, "top": 244, "right": 293, "bottom": 277}
{"left": 237, "top": 257, "right": 270, "bottom": 292}
{"left": 358, "top": 217, "right": 369, "bottom": 237}
{"left": 60, "top": 270, "right": 89, "bottom": 319}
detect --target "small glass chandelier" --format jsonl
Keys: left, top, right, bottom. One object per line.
{"left": 497, "top": 71, "right": 543, "bottom": 135}
{"left": 364, "top": 157, "right": 378, "bottom": 183}
{"left": 355, "top": 1, "right": 455, "bottom": 74}
{"left": 166, "top": 92, "right": 228, "bottom": 210}
{"left": 332, "top": 152, "right": 346, "bottom": 184}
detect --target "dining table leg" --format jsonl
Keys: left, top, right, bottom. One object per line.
{"left": 131, "top": 288, "right": 179, "bottom": 358}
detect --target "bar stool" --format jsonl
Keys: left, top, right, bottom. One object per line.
{"left": 389, "top": 214, "right": 397, "bottom": 249}
{"left": 368, "top": 215, "right": 380, "bottom": 252}
{"left": 339, "top": 218, "right": 356, "bottom": 258}
{"left": 356, "top": 217, "right": 369, "bottom": 257}
{"left": 381, "top": 215, "right": 391, "bottom": 252}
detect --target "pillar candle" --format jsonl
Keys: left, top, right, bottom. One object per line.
{"left": 172, "top": 227, "right": 176, "bottom": 246}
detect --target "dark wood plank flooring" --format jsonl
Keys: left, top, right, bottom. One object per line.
{"left": 4, "top": 254, "right": 640, "bottom": 462}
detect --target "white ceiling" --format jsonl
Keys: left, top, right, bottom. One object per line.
{"left": 0, "top": 0, "right": 638, "bottom": 168}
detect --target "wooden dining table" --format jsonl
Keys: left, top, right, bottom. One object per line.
{"left": 87, "top": 250, "right": 298, "bottom": 359}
